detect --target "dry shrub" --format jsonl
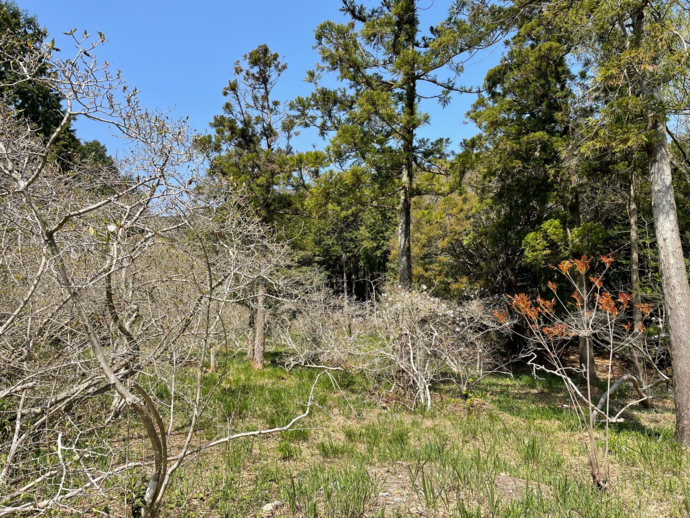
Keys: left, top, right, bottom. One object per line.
{"left": 280, "top": 288, "right": 515, "bottom": 411}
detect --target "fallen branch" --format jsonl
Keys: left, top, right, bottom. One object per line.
{"left": 596, "top": 375, "right": 668, "bottom": 412}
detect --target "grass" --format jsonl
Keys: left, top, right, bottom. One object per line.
{"left": 117, "top": 354, "right": 689, "bottom": 517}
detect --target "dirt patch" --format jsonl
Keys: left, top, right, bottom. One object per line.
{"left": 561, "top": 344, "right": 626, "bottom": 380}
{"left": 369, "top": 464, "right": 422, "bottom": 515}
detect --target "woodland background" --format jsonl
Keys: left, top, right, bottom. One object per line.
{"left": 2, "top": 0, "right": 690, "bottom": 516}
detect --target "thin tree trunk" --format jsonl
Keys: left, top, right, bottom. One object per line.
{"left": 246, "top": 308, "right": 256, "bottom": 361}
{"left": 648, "top": 113, "right": 690, "bottom": 443}
{"left": 579, "top": 336, "right": 598, "bottom": 386}
{"left": 398, "top": 149, "right": 413, "bottom": 289}
{"left": 209, "top": 347, "right": 216, "bottom": 373}
{"left": 343, "top": 251, "right": 352, "bottom": 335}
{"left": 253, "top": 278, "right": 266, "bottom": 370}
{"left": 628, "top": 171, "right": 649, "bottom": 402}
{"left": 342, "top": 251, "right": 349, "bottom": 314}
{"left": 365, "top": 269, "right": 370, "bottom": 301}
{"left": 568, "top": 192, "right": 598, "bottom": 386}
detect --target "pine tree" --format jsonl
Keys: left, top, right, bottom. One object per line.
{"left": 197, "top": 44, "right": 300, "bottom": 369}
{"left": 292, "top": 0, "right": 502, "bottom": 288}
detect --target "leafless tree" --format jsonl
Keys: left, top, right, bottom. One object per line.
{"left": 0, "top": 32, "right": 320, "bottom": 517}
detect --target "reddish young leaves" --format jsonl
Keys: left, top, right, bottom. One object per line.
{"left": 597, "top": 292, "right": 619, "bottom": 317}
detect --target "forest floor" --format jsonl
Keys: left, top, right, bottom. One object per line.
{"left": 115, "top": 352, "right": 686, "bottom": 518}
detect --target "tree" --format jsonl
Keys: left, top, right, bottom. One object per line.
{"left": 576, "top": 0, "right": 690, "bottom": 444}
{"left": 294, "top": 164, "right": 396, "bottom": 310}
{"left": 465, "top": 16, "right": 579, "bottom": 292}
{"left": 197, "top": 44, "right": 298, "bottom": 369}
{"left": 1, "top": 1, "right": 62, "bottom": 135}
{"left": 526, "top": 0, "right": 690, "bottom": 442}
{"left": 447, "top": 13, "right": 610, "bottom": 382}
{"left": 0, "top": 1, "right": 114, "bottom": 169}
{"left": 292, "top": 0, "right": 503, "bottom": 288}
{"left": 0, "top": 32, "right": 320, "bottom": 516}
{"left": 197, "top": 44, "right": 295, "bottom": 221}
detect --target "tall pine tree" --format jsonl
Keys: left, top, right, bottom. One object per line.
{"left": 293, "top": 0, "right": 503, "bottom": 288}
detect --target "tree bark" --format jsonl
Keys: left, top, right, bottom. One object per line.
{"left": 628, "top": 171, "right": 649, "bottom": 399}
{"left": 647, "top": 114, "right": 690, "bottom": 443}
{"left": 343, "top": 251, "right": 352, "bottom": 335}
{"left": 397, "top": 1, "right": 416, "bottom": 290}
{"left": 365, "top": 269, "right": 370, "bottom": 301}
{"left": 578, "top": 335, "right": 598, "bottom": 387}
{"left": 398, "top": 165, "right": 412, "bottom": 289}
{"left": 342, "top": 251, "right": 349, "bottom": 314}
{"left": 253, "top": 278, "right": 266, "bottom": 370}
{"left": 246, "top": 308, "right": 255, "bottom": 360}
{"left": 568, "top": 192, "right": 598, "bottom": 386}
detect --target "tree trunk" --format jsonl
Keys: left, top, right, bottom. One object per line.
{"left": 253, "top": 278, "right": 266, "bottom": 370}
{"left": 246, "top": 308, "right": 255, "bottom": 360}
{"left": 397, "top": 1, "right": 416, "bottom": 290}
{"left": 209, "top": 347, "right": 216, "bottom": 373}
{"left": 365, "top": 269, "right": 370, "bottom": 301}
{"left": 342, "top": 251, "right": 349, "bottom": 314}
{"left": 628, "top": 171, "right": 649, "bottom": 400}
{"left": 648, "top": 114, "right": 690, "bottom": 443}
{"left": 398, "top": 142, "right": 413, "bottom": 289}
{"left": 579, "top": 335, "right": 598, "bottom": 386}
{"left": 568, "top": 192, "right": 598, "bottom": 386}
{"left": 343, "top": 251, "right": 352, "bottom": 335}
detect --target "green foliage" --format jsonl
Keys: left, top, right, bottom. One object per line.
{"left": 522, "top": 219, "right": 568, "bottom": 268}
{"left": 289, "top": 163, "right": 395, "bottom": 290}
{"left": 410, "top": 14, "right": 582, "bottom": 294}
{"left": 197, "top": 44, "right": 301, "bottom": 224}
{"left": 523, "top": 220, "right": 609, "bottom": 268}
{"left": 291, "top": 0, "right": 499, "bottom": 286}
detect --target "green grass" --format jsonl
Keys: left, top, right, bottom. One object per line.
{"left": 125, "top": 355, "right": 688, "bottom": 517}
{"left": 316, "top": 436, "right": 354, "bottom": 458}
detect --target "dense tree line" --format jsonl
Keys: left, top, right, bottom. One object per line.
{"left": 3, "top": 0, "right": 689, "bottom": 432}
{"left": 197, "top": 0, "right": 690, "bottom": 440}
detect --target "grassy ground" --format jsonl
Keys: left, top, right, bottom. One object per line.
{"left": 134, "top": 356, "right": 687, "bottom": 517}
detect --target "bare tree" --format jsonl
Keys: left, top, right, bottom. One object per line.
{"left": 0, "top": 32, "right": 320, "bottom": 517}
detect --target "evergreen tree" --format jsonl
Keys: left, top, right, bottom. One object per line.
{"left": 1, "top": 1, "right": 113, "bottom": 170}
{"left": 196, "top": 44, "right": 296, "bottom": 224}
{"left": 513, "top": 0, "right": 690, "bottom": 442}
{"left": 292, "top": 0, "right": 502, "bottom": 288}
{"left": 295, "top": 164, "right": 396, "bottom": 303}
{"left": 197, "top": 44, "right": 309, "bottom": 369}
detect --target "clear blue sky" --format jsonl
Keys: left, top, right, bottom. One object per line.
{"left": 17, "top": 0, "right": 503, "bottom": 157}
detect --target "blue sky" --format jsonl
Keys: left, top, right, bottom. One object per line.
{"left": 18, "top": 0, "right": 504, "bottom": 157}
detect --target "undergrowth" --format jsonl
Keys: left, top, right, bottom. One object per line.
{"left": 136, "top": 354, "right": 686, "bottom": 517}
